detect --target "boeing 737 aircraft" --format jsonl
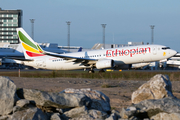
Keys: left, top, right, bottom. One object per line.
{"left": 16, "top": 28, "right": 177, "bottom": 73}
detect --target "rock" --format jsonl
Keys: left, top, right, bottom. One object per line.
{"left": 0, "top": 76, "right": 17, "bottom": 115}
{"left": 128, "top": 116, "right": 139, "bottom": 120}
{"left": 16, "top": 99, "right": 30, "bottom": 108}
{"left": 50, "top": 113, "right": 62, "bottom": 120}
{"left": 132, "top": 74, "right": 174, "bottom": 104}
{"left": 88, "top": 109, "right": 108, "bottom": 119}
{"left": 69, "top": 114, "right": 94, "bottom": 120}
{"left": 56, "top": 108, "right": 63, "bottom": 114}
{"left": 16, "top": 88, "right": 91, "bottom": 111}
{"left": 8, "top": 107, "right": 49, "bottom": 120}
{"left": 13, "top": 106, "right": 21, "bottom": 113}
{"left": 134, "top": 97, "right": 180, "bottom": 118}
{"left": 64, "top": 106, "right": 106, "bottom": 120}
{"left": 120, "top": 107, "right": 137, "bottom": 119}
{"left": 0, "top": 116, "right": 8, "bottom": 120}
{"left": 63, "top": 107, "right": 108, "bottom": 120}
{"left": 118, "top": 116, "right": 138, "bottom": 120}
{"left": 151, "top": 112, "right": 180, "bottom": 120}
{"left": 62, "top": 88, "right": 111, "bottom": 112}
{"left": 120, "top": 97, "right": 180, "bottom": 119}
{"left": 13, "top": 99, "right": 34, "bottom": 113}
{"left": 111, "top": 109, "right": 121, "bottom": 119}
{"left": 64, "top": 106, "right": 88, "bottom": 118}
{"left": 119, "top": 107, "right": 128, "bottom": 119}
{"left": 105, "top": 113, "right": 118, "bottom": 120}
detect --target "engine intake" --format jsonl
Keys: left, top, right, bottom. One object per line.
{"left": 96, "top": 59, "right": 114, "bottom": 69}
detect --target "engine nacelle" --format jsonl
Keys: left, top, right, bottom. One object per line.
{"left": 96, "top": 59, "right": 114, "bottom": 69}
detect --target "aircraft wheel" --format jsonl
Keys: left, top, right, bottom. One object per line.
{"left": 88, "top": 70, "right": 95, "bottom": 73}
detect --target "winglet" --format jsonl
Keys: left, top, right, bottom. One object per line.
{"left": 16, "top": 28, "right": 45, "bottom": 59}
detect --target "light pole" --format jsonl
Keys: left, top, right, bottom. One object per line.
{"left": 101, "top": 24, "right": 106, "bottom": 49}
{"left": 30, "top": 19, "right": 35, "bottom": 39}
{"left": 150, "top": 25, "right": 155, "bottom": 44}
{"left": 66, "top": 21, "right": 71, "bottom": 52}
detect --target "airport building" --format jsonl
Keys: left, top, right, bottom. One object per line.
{"left": 0, "top": 8, "right": 22, "bottom": 44}
{"left": 91, "top": 42, "right": 144, "bottom": 50}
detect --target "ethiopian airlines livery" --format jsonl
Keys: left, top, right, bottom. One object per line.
{"left": 16, "top": 28, "right": 177, "bottom": 73}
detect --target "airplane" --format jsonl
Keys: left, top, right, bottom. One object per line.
{"left": 15, "top": 28, "right": 177, "bottom": 73}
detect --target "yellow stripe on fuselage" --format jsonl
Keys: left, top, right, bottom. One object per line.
{"left": 22, "top": 42, "right": 40, "bottom": 54}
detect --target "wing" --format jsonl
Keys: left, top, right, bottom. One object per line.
{"left": 6, "top": 56, "right": 34, "bottom": 61}
{"left": 43, "top": 51, "right": 98, "bottom": 65}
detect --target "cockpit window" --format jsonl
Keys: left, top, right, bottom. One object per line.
{"left": 162, "top": 47, "right": 170, "bottom": 50}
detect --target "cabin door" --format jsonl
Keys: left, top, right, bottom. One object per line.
{"left": 153, "top": 47, "right": 157, "bottom": 55}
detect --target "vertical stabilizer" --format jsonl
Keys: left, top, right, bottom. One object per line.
{"left": 16, "top": 28, "right": 44, "bottom": 59}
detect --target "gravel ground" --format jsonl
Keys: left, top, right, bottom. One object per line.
{"left": 9, "top": 77, "right": 180, "bottom": 112}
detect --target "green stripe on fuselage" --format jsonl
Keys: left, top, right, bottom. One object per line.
{"left": 18, "top": 31, "right": 38, "bottom": 50}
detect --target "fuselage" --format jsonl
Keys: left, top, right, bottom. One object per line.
{"left": 22, "top": 44, "right": 177, "bottom": 70}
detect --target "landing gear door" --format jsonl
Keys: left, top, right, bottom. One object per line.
{"left": 153, "top": 47, "right": 157, "bottom": 55}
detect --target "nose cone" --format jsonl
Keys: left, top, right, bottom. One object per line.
{"left": 169, "top": 49, "right": 178, "bottom": 57}
{"left": 171, "top": 49, "right": 177, "bottom": 57}
{"left": 173, "top": 52, "right": 180, "bottom": 57}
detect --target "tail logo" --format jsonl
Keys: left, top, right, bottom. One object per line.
{"left": 18, "top": 31, "right": 44, "bottom": 57}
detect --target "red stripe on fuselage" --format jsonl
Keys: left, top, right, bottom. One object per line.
{"left": 26, "top": 51, "right": 45, "bottom": 57}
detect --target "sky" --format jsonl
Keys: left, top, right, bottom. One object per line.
{"left": 1, "top": 0, "right": 180, "bottom": 51}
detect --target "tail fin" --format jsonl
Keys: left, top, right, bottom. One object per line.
{"left": 78, "top": 47, "right": 82, "bottom": 52}
{"left": 16, "top": 28, "right": 45, "bottom": 59}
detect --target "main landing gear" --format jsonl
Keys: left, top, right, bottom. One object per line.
{"left": 88, "top": 70, "right": 95, "bottom": 73}
{"left": 86, "top": 67, "right": 95, "bottom": 73}
{"left": 85, "top": 68, "right": 105, "bottom": 73}
{"left": 88, "top": 69, "right": 105, "bottom": 73}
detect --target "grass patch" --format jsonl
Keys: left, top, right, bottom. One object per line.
{"left": 101, "top": 84, "right": 111, "bottom": 88}
{"left": 101, "top": 83, "right": 118, "bottom": 88}
{"left": 0, "top": 70, "right": 180, "bottom": 81}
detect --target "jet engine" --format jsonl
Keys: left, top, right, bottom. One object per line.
{"left": 96, "top": 59, "right": 114, "bottom": 69}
